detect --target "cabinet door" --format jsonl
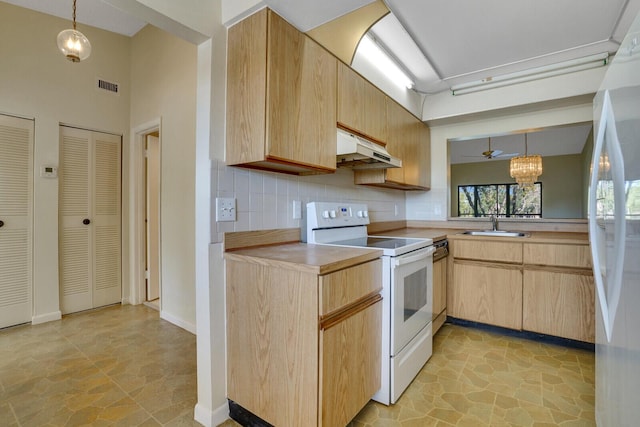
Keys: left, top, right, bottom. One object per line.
{"left": 450, "top": 261, "right": 523, "bottom": 329}
{"left": 416, "top": 121, "right": 431, "bottom": 189}
{"left": 226, "top": 8, "right": 268, "bottom": 165}
{"left": 385, "top": 99, "right": 408, "bottom": 185}
{"left": 267, "top": 10, "right": 337, "bottom": 171}
{"left": 337, "top": 62, "right": 365, "bottom": 135}
{"left": 432, "top": 258, "right": 447, "bottom": 317}
{"left": 363, "top": 79, "right": 388, "bottom": 142}
{"left": 523, "top": 270, "right": 595, "bottom": 342}
{"left": 337, "top": 63, "right": 388, "bottom": 143}
{"left": 226, "top": 260, "right": 319, "bottom": 427}
{"left": 320, "top": 299, "right": 381, "bottom": 427}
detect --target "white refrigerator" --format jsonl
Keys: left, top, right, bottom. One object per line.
{"left": 590, "top": 10, "right": 640, "bottom": 427}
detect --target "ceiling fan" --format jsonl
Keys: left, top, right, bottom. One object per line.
{"left": 465, "top": 137, "right": 519, "bottom": 160}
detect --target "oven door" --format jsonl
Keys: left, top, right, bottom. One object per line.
{"left": 391, "top": 246, "right": 435, "bottom": 355}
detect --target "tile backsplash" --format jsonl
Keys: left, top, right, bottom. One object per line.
{"left": 211, "top": 159, "right": 406, "bottom": 243}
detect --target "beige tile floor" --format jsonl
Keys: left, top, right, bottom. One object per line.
{"left": 0, "top": 304, "right": 200, "bottom": 427}
{"left": 220, "top": 323, "right": 595, "bottom": 427}
{"left": 1, "top": 305, "right": 595, "bottom": 427}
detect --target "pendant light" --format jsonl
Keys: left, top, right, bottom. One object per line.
{"left": 57, "top": 0, "right": 91, "bottom": 62}
{"left": 510, "top": 133, "right": 542, "bottom": 188}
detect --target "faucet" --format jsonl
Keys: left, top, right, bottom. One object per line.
{"left": 490, "top": 215, "right": 499, "bottom": 231}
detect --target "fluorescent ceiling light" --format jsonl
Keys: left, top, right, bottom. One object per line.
{"left": 358, "top": 34, "right": 414, "bottom": 89}
{"left": 451, "top": 52, "right": 609, "bottom": 95}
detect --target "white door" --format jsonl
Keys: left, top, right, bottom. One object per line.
{"left": 0, "top": 114, "right": 33, "bottom": 328}
{"left": 59, "top": 126, "right": 121, "bottom": 314}
{"left": 145, "top": 134, "right": 160, "bottom": 302}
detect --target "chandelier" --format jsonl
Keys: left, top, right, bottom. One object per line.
{"left": 510, "top": 133, "right": 542, "bottom": 188}
{"left": 57, "top": 0, "right": 92, "bottom": 62}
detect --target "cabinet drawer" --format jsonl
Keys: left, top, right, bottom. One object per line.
{"left": 523, "top": 243, "right": 592, "bottom": 269}
{"left": 452, "top": 239, "right": 522, "bottom": 263}
{"left": 319, "top": 259, "right": 382, "bottom": 316}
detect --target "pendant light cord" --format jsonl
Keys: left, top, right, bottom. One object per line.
{"left": 72, "top": 0, "right": 77, "bottom": 30}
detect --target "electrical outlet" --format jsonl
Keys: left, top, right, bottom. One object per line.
{"left": 292, "top": 200, "right": 302, "bottom": 219}
{"left": 216, "top": 197, "right": 236, "bottom": 222}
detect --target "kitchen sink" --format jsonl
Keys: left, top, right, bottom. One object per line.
{"left": 461, "top": 230, "right": 529, "bottom": 237}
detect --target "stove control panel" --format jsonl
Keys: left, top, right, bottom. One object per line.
{"left": 306, "top": 202, "right": 369, "bottom": 230}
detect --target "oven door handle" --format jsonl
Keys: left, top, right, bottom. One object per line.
{"left": 394, "top": 246, "right": 435, "bottom": 266}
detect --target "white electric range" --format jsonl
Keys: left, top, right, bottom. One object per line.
{"left": 303, "top": 202, "right": 434, "bottom": 404}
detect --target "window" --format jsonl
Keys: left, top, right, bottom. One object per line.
{"left": 458, "top": 183, "right": 542, "bottom": 218}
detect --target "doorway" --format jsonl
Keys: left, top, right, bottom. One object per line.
{"left": 144, "top": 132, "right": 161, "bottom": 310}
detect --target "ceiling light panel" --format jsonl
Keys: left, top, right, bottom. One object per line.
{"left": 385, "top": 0, "right": 630, "bottom": 82}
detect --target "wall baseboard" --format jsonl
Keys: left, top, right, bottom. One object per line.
{"left": 31, "top": 311, "right": 62, "bottom": 325}
{"left": 121, "top": 296, "right": 131, "bottom": 305}
{"left": 194, "top": 402, "right": 229, "bottom": 427}
{"left": 160, "top": 310, "right": 196, "bottom": 335}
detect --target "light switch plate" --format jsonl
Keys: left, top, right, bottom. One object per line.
{"left": 292, "top": 200, "right": 302, "bottom": 219}
{"left": 216, "top": 197, "right": 236, "bottom": 222}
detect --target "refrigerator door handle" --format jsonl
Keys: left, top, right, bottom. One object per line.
{"left": 589, "top": 90, "right": 626, "bottom": 343}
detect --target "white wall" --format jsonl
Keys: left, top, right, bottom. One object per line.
{"left": 0, "top": 2, "right": 131, "bottom": 323}
{"left": 130, "top": 25, "right": 198, "bottom": 330}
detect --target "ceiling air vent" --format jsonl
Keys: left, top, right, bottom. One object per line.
{"left": 97, "top": 78, "right": 119, "bottom": 95}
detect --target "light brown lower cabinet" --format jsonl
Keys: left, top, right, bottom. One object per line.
{"left": 523, "top": 269, "right": 595, "bottom": 343}
{"left": 320, "top": 299, "right": 381, "bottom": 426}
{"left": 226, "top": 258, "right": 382, "bottom": 427}
{"left": 449, "top": 260, "right": 523, "bottom": 330}
{"left": 448, "top": 237, "right": 595, "bottom": 344}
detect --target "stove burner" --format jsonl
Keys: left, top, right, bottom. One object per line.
{"left": 330, "top": 236, "right": 426, "bottom": 250}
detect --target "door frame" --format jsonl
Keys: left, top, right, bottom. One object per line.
{"left": 129, "top": 118, "right": 162, "bottom": 307}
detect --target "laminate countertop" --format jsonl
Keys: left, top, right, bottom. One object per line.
{"left": 375, "top": 228, "right": 589, "bottom": 245}
{"left": 224, "top": 243, "right": 382, "bottom": 275}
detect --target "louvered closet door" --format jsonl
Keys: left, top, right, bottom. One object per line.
{"left": 59, "top": 126, "right": 121, "bottom": 314}
{"left": 0, "top": 115, "right": 33, "bottom": 328}
{"left": 92, "top": 132, "right": 121, "bottom": 307}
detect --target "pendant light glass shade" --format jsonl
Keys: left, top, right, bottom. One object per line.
{"left": 510, "top": 134, "right": 542, "bottom": 188}
{"left": 57, "top": 0, "right": 91, "bottom": 62}
{"left": 57, "top": 29, "right": 91, "bottom": 62}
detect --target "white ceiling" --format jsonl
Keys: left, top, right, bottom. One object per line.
{"left": 2, "top": 0, "right": 146, "bottom": 36}
{"left": 265, "top": 0, "right": 640, "bottom": 94}
{"left": 383, "top": 0, "right": 640, "bottom": 93}
{"left": 449, "top": 123, "right": 593, "bottom": 165}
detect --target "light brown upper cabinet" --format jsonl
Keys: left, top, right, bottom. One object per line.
{"left": 337, "top": 62, "right": 388, "bottom": 144}
{"left": 226, "top": 9, "right": 337, "bottom": 175}
{"left": 354, "top": 98, "right": 430, "bottom": 190}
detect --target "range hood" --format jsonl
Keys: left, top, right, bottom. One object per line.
{"left": 336, "top": 129, "right": 402, "bottom": 169}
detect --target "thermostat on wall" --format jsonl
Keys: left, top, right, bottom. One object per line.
{"left": 40, "top": 165, "right": 58, "bottom": 178}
